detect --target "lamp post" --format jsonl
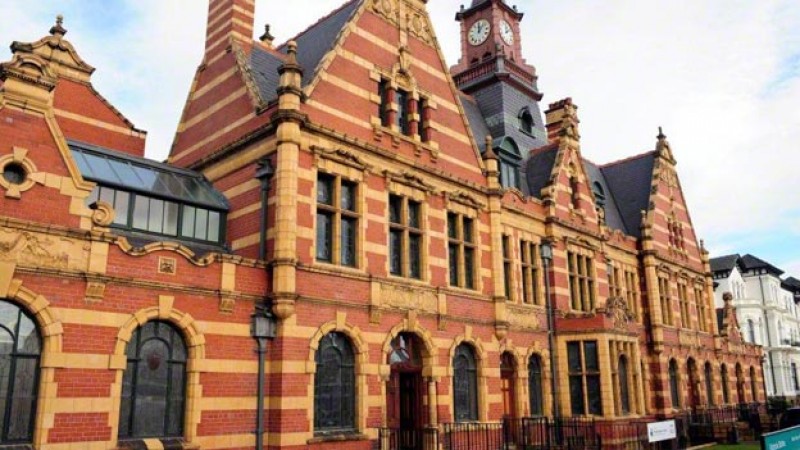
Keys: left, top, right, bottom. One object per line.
{"left": 251, "top": 303, "right": 277, "bottom": 450}
{"left": 541, "top": 241, "right": 560, "bottom": 427}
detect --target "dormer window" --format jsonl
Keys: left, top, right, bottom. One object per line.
{"left": 519, "top": 108, "right": 534, "bottom": 135}
{"left": 497, "top": 138, "right": 521, "bottom": 190}
{"left": 592, "top": 181, "right": 606, "bottom": 220}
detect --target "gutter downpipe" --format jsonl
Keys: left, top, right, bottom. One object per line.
{"left": 254, "top": 159, "right": 274, "bottom": 450}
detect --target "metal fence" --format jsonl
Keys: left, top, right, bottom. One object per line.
{"left": 376, "top": 403, "right": 772, "bottom": 450}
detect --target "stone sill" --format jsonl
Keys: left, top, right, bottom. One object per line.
{"left": 308, "top": 432, "right": 369, "bottom": 444}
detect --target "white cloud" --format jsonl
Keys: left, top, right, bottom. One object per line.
{"left": 0, "top": 0, "right": 798, "bottom": 263}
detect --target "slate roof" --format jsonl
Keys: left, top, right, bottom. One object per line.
{"left": 459, "top": 94, "right": 491, "bottom": 153}
{"left": 249, "top": 0, "right": 360, "bottom": 102}
{"left": 583, "top": 159, "right": 626, "bottom": 233}
{"left": 525, "top": 144, "right": 557, "bottom": 199}
{"left": 710, "top": 254, "right": 740, "bottom": 274}
{"left": 783, "top": 277, "right": 800, "bottom": 294}
{"left": 600, "top": 152, "right": 656, "bottom": 238}
{"left": 740, "top": 254, "right": 784, "bottom": 276}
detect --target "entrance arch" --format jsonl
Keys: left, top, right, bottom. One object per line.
{"left": 386, "top": 332, "right": 427, "bottom": 449}
{"left": 500, "top": 352, "right": 518, "bottom": 418}
{"left": 687, "top": 358, "right": 700, "bottom": 408}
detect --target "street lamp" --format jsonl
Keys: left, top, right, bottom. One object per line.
{"left": 540, "top": 241, "right": 560, "bottom": 425}
{"left": 251, "top": 303, "right": 277, "bottom": 450}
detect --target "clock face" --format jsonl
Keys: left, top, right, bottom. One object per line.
{"left": 468, "top": 19, "right": 491, "bottom": 46}
{"left": 499, "top": 20, "right": 514, "bottom": 45}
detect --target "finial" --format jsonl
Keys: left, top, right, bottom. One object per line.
{"left": 50, "top": 14, "right": 67, "bottom": 37}
{"left": 286, "top": 40, "right": 298, "bottom": 63}
{"left": 657, "top": 126, "right": 666, "bottom": 140}
{"left": 260, "top": 24, "right": 274, "bottom": 45}
{"left": 483, "top": 135, "right": 498, "bottom": 160}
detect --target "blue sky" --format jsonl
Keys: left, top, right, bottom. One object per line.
{"left": 1, "top": 0, "right": 798, "bottom": 278}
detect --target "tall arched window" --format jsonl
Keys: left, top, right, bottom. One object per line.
{"left": 453, "top": 343, "right": 478, "bottom": 422}
{"left": 0, "top": 300, "right": 41, "bottom": 444}
{"left": 314, "top": 332, "right": 355, "bottom": 433}
{"left": 528, "top": 354, "right": 543, "bottom": 416}
{"left": 498, "top": 139, "right": 522, "bottom": 190}
{"left": 618, "top": 356, "right": 631, "bottom": 415}
{"left": 748, "top": 319, "right": 756, "bottom": 344}
{"left": 119, "top": 321, "right": 186, "bottom": 439}
{"left": 519, "top": 108, "right": 534, "bottom": 134}
{"left": 704, "top": 363, "right": 714, "bottom": 406}
{"left": 669, "top": 359, "right": 680, "bottom": 409}
{"left": 721, "top": 364, "right": 730, "bottom": 404}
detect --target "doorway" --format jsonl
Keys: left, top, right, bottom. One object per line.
{"left": 387, "top": 333, "right": 425, "bottom": 450}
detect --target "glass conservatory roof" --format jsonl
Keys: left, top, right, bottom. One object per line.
{"left": 69, "top": 140, "right": 228, "bottom": 211}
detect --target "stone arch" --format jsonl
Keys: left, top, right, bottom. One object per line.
{"left": 448, "top": 330, "right": 488, "bottom": 421}
{"left": 109, "top": 296, "right": 205, "bottom": 447}
{"left": 308, "top": 318, "right": 369, "bottom": 371}
{"left": 2, "top": 275, "right": 63, "bottom": 448}
{"left": 382, "top": 318, "right": 437, "bottom": 375}
{"left": 523, "top": 341, "right": 550, "bottom": 416}
{"left": 307, "top": 316, "right": 369, "bottom": 434}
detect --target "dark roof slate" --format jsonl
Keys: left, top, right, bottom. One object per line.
{"left": 783, "top": 277, "right": 800, "bottom": 294}
{"left": 600, "top": 152, "right": 656, "bottom": 238}
{"left": 249, "top": 0, "right": 360, "bottom": 103}
{"left": 740, "top": 254, "right": 784, "bottom": 276}
{"left": 710, "top": 254, "right": 740, "bottom": 273}
{"left": 583, "top": 159, "right": 627, "bottom": 233}
{"left": 525, "top": 144, "right": 557, "bottom": 199}
{"left": 460, "top": 93, "right": 491, "bottom": 153}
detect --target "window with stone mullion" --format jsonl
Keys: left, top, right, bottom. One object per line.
{"left": 569, "top": 252, "right": 595, "bottom": 312}
{"left": 695, "top": 286, "right": 707, "bottom": 332}
{"left": 389, "top": 195, "right": 422, "bottom": 279}
{"left": 658, "top": 277, "right": 673, "bottom": 326}
{"left": 448, "top": 213, "right": 475, "bottom": 290}
{"left": 520, "top": 241, "right": 540, "bottom": 305}
{"left": 624, "top": 270, "right": 640, "bottom": 321}
{"left": 316, "top": 173, "right": 358, "bottom": 267}
{"left": 678, "top": 282, "right": 690, "bottom": 329}
{"left": 568, "top": 341, "right": 602, "bottom": 416}
{"left": 502, "top": 235, "right": 512, "bottom": 300}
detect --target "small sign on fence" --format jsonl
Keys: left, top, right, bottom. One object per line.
{"left": 647, "top": 420, "right": 677, "bottom": 443}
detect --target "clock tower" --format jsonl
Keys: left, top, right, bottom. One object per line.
{"left": 451, "top": 0, "right": 547, "bottom": 191}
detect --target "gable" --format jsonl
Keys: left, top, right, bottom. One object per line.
{"left": 299, "top": 0, "right": 487, "bottom": 185}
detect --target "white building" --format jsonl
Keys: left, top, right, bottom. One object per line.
{"left": 711, "top": 254, "right": 800, "bottom": 401}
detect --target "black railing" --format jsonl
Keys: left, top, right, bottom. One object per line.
{"left": 377, "top": 404, "right": 772, "bottom": 450}
{"left": 440, "top": 422, "right": 504, "bottom": 450}
{"left": 376, "top": 427, "right": 438, "bottom": 450}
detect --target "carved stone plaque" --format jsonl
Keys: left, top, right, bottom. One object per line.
{"left": 0, "top": 229, "right": 89, "bottom": 271}
{"left": 506, "top": 304, "right": 541, "bottom": 330}
{"left": 374, "top": 281, "right": 437, "bottom": 314}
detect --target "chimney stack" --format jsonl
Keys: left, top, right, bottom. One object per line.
{"left": 204, "top": 0, "right": 256, "bottom": 61}
{"left": 544, "top": 97, "right": 580, "bottom": 145}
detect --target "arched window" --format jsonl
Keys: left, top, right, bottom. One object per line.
{"left": 747, "top": 319, "right": 756, "bottom": 344}
{"left": 453, "top": 343, "right": 478, "bottom": 422}
{"left": 519, "top": 108, "right": 534, "bottom": 134}
{"left": 721, "top": 364, "right": 730, "bottom": 404}
{"left": 314, "top": 332, "right": 355, "bottom": 433}
{"left": 0, "top": 301, "right": 41, "bottom": 444}
{"left": 119, "top": 321, "right": 186, "bottom": 439}
{"left": 669, "top": 359, "right": 680, "bottom": 409}
{"left": 618, "top": 356, "right": 631, "bottom": 415}
{"left": 528, "top": 354, "right": 543, "bottom": 416}
{"left": 497, "top": 139, "right": 522, "bottom": 190}
{"left": 750, "top": 366, "right": 758, "bottom": 402}
{"left": 705, "top": 363, "right": 714, "bottom": 406}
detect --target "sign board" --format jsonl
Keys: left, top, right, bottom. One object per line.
{"left": 647, "top": 420, "right": 677, "bottom": 443}
{"left": 762, "top": 425, "right": 800, "bottom": 450}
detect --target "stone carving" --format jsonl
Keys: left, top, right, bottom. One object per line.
{"left": 90, "top": 200, "right": 115, "bottom": 227}
{"left": 158, "top": 257, "right": 177, "bottom": 275}
{"left": 379, "top": 282, "right": 437, "bottom": 313}
{"left": 372, "top": 0, "right": 398, "bottom": 25}
{"left": 506, "top": 305, "right": 541, "bottom": 330}
{"left": 407, "top": 12, "right": 433, "bottom": 45}
{"left": 0, "top": 230, "right": 88, "bottom": 270}
{"left": 605, "top": 296, "right": 634, "bottom": 329}
{"left": 219, "top": 294, "right": 235, "bottom": 314}
{"left": 85, "top": 281, "right": 105, "bottom": 303}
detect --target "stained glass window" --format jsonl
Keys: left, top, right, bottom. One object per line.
{"left": 119, "top": 321, "right": 186, "bottom": 439}
{"left": 453, "top": 344, "right": 478, "bottom": 422}
{"left": 314, "top": 333, "right": 355, "bottom": 433}
{"left": 528, "top": 355, "right": 543, "bottom": 416}
{"left": 0, "top": 301, "right": 40, "bottom": 444}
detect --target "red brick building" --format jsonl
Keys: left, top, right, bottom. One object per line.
{"left": 0, "top": 1, "right": 763, "bottom": 449}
